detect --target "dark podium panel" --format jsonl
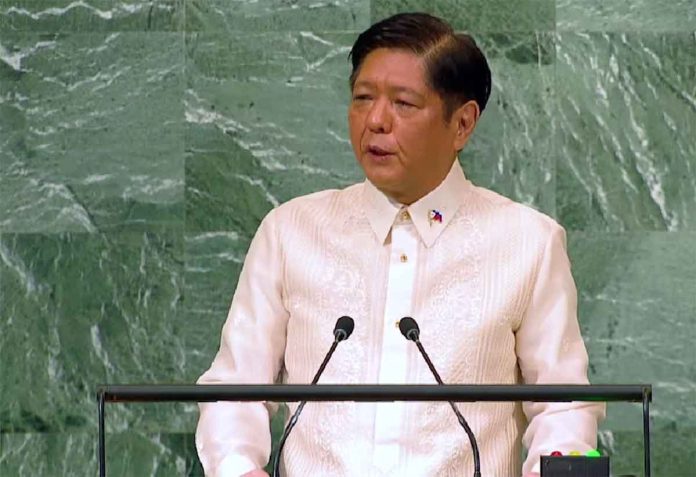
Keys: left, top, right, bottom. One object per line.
{"left": 541, "top": 455, "right": 610, "bottom": 477}
{"left": 96, "top": 384, "right": 652, "bottom": 477}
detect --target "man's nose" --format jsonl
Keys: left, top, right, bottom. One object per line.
{"left": 366, "top": 98, "right": 392, "bottom": 133}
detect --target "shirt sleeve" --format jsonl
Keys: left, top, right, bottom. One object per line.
{"left": 196, "top": 208, "right": 289, "bottom": 477}
{"left": 515, "top": 223, "right": 606, "bottom": 476}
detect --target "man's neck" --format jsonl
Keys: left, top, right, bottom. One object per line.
{"left": 382, "top": 167, "right": 454, "bottom": 206}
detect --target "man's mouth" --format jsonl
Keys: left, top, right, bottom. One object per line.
{"left": 366, "top": 145, "right": 394, "bottom": 156}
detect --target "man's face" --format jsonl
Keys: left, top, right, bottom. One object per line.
{"left": 348, "top": 48, "right": 463, "bottom": 205}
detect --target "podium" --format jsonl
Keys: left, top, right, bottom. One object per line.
{"left": 96, "top": 384, "right": 652, "bottom": 477}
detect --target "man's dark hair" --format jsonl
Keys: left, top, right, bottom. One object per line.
{"left": 348, "top": 12, "right": 492, "bottom": 120}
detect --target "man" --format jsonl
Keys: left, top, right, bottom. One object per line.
{"left": 196, "top": 12, "right": 604, "bottom": 477}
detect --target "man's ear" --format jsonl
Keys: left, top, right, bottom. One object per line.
{"left": 453, "top": 100, "right": 480, "bottom": 151}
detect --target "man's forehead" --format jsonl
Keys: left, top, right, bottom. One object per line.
{"left": 352, "top": 48, "right": 429, "bottom": 93}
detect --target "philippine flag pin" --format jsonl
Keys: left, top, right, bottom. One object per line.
{"left": 428, "top": 209, "right": 443, "bottom": 226}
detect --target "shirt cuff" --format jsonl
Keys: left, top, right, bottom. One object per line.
{"left": 215, "top": 454, "right": 259, "bottom": 477}
{"left": 530, "top": 461, "right": 541, "bottom": 475}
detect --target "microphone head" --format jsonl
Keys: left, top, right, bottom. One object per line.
{"left": 398, "top": 316, "right": 420, "bottom": 341}
{"left": 334, "top": 316, "right": 355, "bottom": 342}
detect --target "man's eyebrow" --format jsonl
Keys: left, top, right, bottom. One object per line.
{"left": 352, "top": 80, "right": 375, "bottom": 90}
{"left": 353, "top": 81, "right": 425, "bottom": 99}
{"left": 390, "top": 86, "right": 425, "bottom": 99}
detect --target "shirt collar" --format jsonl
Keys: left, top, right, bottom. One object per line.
{"left": 363, "top": 177, "right": 402, "bottom": 246}
{"left": 362, "top": 159, "right": 470, "bottom": 248}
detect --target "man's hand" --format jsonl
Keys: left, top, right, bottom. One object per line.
{"left": 241, "top": 471, "right": 269, "bottom": 477}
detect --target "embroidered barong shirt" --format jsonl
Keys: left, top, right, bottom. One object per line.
{"left": 196, "top": 160, "right": 604, "bottom": 476}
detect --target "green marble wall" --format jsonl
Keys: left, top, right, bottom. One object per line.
{"left": 0, "top": 1, "right": 694, "bottom": 476}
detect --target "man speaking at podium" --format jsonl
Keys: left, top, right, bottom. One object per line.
{"left": 196, "top": 12, "right": 605, "bottom": 477}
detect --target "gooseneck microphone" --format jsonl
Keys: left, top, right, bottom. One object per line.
{"left": 399, "top": 317, "right": 482, "bottom": 477}
{"left": 272, "top": 316, "right": 355, "bottom": 477}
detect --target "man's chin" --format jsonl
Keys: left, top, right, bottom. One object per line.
{"left": 365, "top": 176, "right": 409, "bottom": 201}
{"left": 363, "top": 170, "right": 399, "bottom": 188}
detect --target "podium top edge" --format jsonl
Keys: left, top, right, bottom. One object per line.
{"left": 96, "top": 383, "right": 652, "bottom": 403}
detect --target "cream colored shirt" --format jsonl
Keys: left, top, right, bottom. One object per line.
{"left": 196, "top": 161, "right": 605, "bottom": 477}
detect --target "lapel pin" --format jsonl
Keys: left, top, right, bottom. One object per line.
{"left": 428, "top": 209, "right": 443, "bottom": 225}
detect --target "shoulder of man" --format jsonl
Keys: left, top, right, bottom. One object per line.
{"left": 466, "top": 183, "right": 565, "bottom": 241}
{"left": 272, "top": 182, "right": 362, "bottom": 216}
{"left": 259, "top": 182, "right": 363, "bottom": 228}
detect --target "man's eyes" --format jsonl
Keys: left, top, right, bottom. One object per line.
{"left": 395, "top": 99, "right": 416, "bottom": 108}
{"left": 352, "top": 95, "right": 416, "bottom": 108}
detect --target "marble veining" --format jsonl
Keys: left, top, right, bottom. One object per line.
{"left": 0, "top": 0, "right": 694, "bottom": 475}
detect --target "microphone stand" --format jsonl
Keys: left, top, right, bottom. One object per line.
{"left": 400, "top": 318, "right": 481, "bottom": 477}
{"left": 272, "top": 338, "right": 342, "bottom": 477}
{"left": 412, "top": 338, "right": 482, "bottom": 477}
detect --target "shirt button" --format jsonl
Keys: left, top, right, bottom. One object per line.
{"left": 400, "top": 211, "right": 410, "bottom": 221}
{"left": 400, "top": 254, "right": 408, "bottom": 263}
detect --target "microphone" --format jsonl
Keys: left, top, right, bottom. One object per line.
{"left": 399, "top": 317, "right": 482, "bottom": 477}
{"left": 272, "top": 316, "right": 355, "bottom": 477}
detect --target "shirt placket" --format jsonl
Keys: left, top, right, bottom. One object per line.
{"left": 372, "top": 209, "right": 419, "bottom": 473}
